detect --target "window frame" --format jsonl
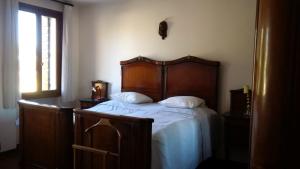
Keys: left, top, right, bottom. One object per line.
{"left": 19, "top": 3, "right": 62, "bottom": 99}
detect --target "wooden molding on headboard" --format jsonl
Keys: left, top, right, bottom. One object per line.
{"left": 121, "top": 56, "right": 220, "bottom": 111}
{"left": 120, "top": 56, "right": 163, "bottom": 65}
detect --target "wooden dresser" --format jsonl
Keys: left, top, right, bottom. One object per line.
{"left": 19, "top": 100, "right": 73, "bottom": 169}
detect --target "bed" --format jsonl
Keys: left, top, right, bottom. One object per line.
{"left": 72, "top": 56, "right": 220, "bottom": 169}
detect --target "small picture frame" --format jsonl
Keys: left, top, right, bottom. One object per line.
{"left": 91, "top": 80, "right": 108, "bottom": 100}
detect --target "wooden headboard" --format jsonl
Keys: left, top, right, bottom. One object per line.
{"left": 164, "top": 56, "right": 220, "bottom": 110}
{"left": 121, "top": 56, "right": 220, "bottom": 110}
{"left": 121, "top": 57, "right": 164, "bottom": 102}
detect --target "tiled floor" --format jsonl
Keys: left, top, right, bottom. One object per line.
{"left": 0, "top": 150, "right": 248, "bottom": 169}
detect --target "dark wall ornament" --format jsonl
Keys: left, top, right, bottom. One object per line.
{"left": 159, "top": 20, "right": 168, "bottom": 40}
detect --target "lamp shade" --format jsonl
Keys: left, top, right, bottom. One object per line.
{"left": 243, "top": 85, "right": 249, "bottom": 94}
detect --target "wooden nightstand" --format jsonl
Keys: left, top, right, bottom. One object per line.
{"left": 224, "top": 88, "right": 252, "bottom": 163}
{"left": 223, "top": 113, "right": 250, "bottom": 162}
{"left": 79, "top": 98, "right": 108, "bottom": 109}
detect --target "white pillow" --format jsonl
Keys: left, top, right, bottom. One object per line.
{"left": 159, "top": 96, "right": 205, "bottom": 108}
{"left": 110, "top": 92, "right": 153, "bottom": 104}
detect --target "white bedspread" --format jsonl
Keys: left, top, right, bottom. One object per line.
{"left": 88, "top": 100, "right": 216, "bottom": 169}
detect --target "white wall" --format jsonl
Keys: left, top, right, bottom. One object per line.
{"left": 78, "top": 0, "right": 257, "bottom": 113}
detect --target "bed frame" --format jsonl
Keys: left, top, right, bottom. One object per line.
{"left": 19, "top": 100, "right": 73, "bottom": 169}
{"left": 73, "top": 56, "right": 219, "bottom": 169}
{"left": 19, "top": 56, "right": 219, "bottom": 169}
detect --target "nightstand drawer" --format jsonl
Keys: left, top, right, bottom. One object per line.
{"left": 79, "top": 98, "right": 108, "bottom": 109}
{"left": 80, "top": 101, "right": 96, "bottom": 109}
{"left": 227, "top": 126, "right": 250, "bottom": 147}
{"left": 225, "top": 118, "right": 249, "bottom": 127}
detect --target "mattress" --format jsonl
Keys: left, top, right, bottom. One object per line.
{"left": 88, "top": 100, "right": 217, "bottom": 169}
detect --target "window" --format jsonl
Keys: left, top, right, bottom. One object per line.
{"left": 18, "top": 3, "right": 62, "bottom": 99}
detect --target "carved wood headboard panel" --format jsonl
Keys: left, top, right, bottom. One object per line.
{"left": 120, "top": 56, "right": 220, "bottom": 110}
{"left": 121, "top": 57, "right": 164, "bottom": 102}
{"left": 164, "top": 56, "right": 220, "bottom": 110}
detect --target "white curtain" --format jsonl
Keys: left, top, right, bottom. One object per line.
{"left": 0, "top": 0, "right": 20, "bottom": 109}
{"left": 61, "top": 5, "right": 79, "bottom": 103}
{"left": 0, "top": 1, "right": 4, "bottom": 109}
{"left": 0, "top": 0, "right": 19, "bottom": 152}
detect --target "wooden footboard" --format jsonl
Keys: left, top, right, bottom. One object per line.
{"left": 73, "top": 109, "right": 154, "bottom": 169}
{"left": 19, "top": 100, "right": 73, "bottom": 169}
